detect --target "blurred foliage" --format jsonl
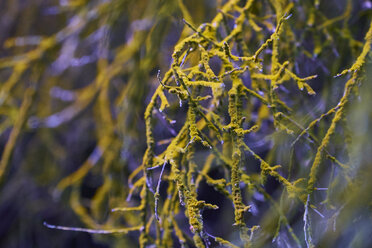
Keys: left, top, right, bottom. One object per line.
{"left": 0, "top": 0, "right": 371, "bottom": 247}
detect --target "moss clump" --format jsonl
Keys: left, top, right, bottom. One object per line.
{"left": 0, "top": 0, "right": 371, "bottom": 247}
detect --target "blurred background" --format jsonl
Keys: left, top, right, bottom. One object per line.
{"left": 0, "top": 0, "right": 371, "bottom": 247}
